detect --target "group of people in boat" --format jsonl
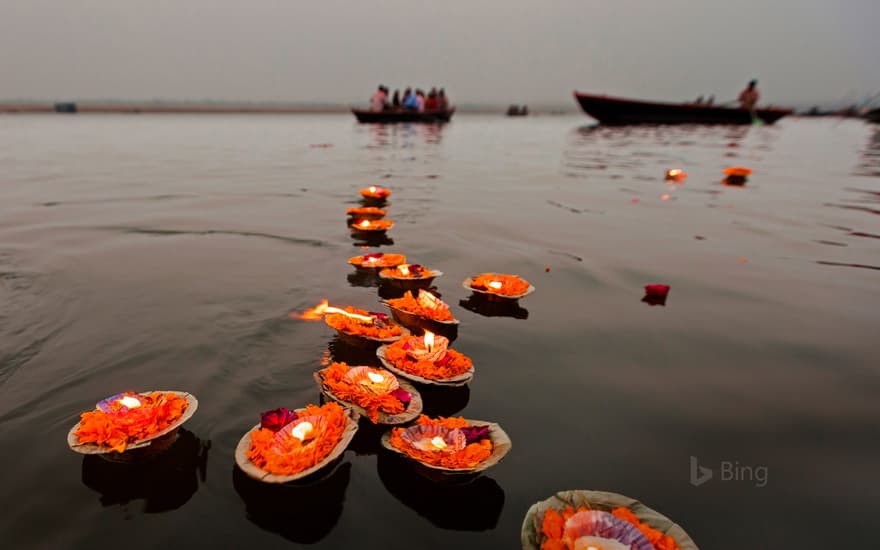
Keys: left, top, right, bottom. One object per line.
{"left": 370, "top": 85, "right": 450, "bottom": 113}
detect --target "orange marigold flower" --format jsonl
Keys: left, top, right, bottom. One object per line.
{"left": 471, "top": 273, "right": 531, "bottom": 296}
{"left": 384, "top": 336, "right": 472, "bottom": 380}
{"left": 324, "top": 306, "right": 402, "bottom": 339}
{"left": 319, "top": 362, "right": 405, "bottom": 423}
{"left": 386, "top": 290, "right": 455, "bottom": 322}
{"left": 389, "top": 415, "right": 492, "bottom": 469}
{"left": 73, "top": 391, "right": 189, "bottom": 453}
{"left": 246, "top": 402, "right": 347, "bottom": 476}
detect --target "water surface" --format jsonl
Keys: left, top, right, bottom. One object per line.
{"left": 1, "top": 114, "right": 878, "bottom": 548}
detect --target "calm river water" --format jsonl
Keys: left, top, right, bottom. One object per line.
{"left": 0, "top": 114, "right": 878, "bottom": 549}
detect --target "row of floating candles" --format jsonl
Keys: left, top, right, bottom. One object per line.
{"left": 65, "top": 178, "right": 698, "bottom": 548}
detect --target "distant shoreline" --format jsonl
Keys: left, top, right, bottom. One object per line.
{"left": 0, "top": 101, "right": 578, "bottom": 115}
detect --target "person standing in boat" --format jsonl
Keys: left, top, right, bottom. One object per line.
{"left": 370, "top": 85, "right": 388, "bottom": 112}
{"left": 415, "top": 89, "right": 426, "bottom": 112}
{"left": 391, "top": 89, "right": 400, "bottom": 109}
{"left": 738, "top": 80, "right": 760, "bottom": 111}
{"left": 437, "top": 89, "right": 449, "bottom": 111}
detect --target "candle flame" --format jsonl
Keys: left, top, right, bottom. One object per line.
{"left": 291, "top": 421, "right": 314, "bottom": 442}
{"left": 424, "top": 330, "right": 435, "bottom": 352}
{"left": 488, "top": 281, "right": 503, "bottom": 290}
{"left": 668, "top": 169, "right": 682, "bottom": 177}
{"left": 291, "top": 299, "right": 374, "bottom": 323}
{"left": 399, "top": 264, "right": 410, "bottom": 276}
{"left": 369, "top": 186, "right": 377, "bottom": 193}
{"left": 367, "top": 256, "right": 379, "bottom": 263}
{"left": 430, "top": 436, "right": 447, "bottom": 450}
{"left": 118, "top": 396, "right": 141, "bottom": 409}
{"left": 359, "top": 220, "right": 371, "bottom": 228}
{"left": 367, "top": 372, "right": 384, "bottom": 384}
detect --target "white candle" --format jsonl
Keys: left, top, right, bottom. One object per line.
{"left": 488, "top": 281, "right": 503, "bottom": 290}
{"left": 291, "top": 421, "right": 314, "bottom": 442}
{"left": 430, "top": 436, "right": 447, "bottom": 450}
{"left": 367, "top": 372, "right": 384, "bottom": 384}
{"left": 118, "top": 396, "right": 141, "bottom": 409}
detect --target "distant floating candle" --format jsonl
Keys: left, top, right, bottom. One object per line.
{"left": 723, "top": 166, "right": 752, "bottom": 186}
{"left": 350, "top": 219, "right": 394, "bottom": 232}
{"left": 359, "top": 186, "right": 391, "bottom": 200}
{"left": 665, "top": 168, "right": 688, "bottom": 182}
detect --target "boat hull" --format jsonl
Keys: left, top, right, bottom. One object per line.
{"left": 573, "top": 91, "right": 791, "bottom": 125}
{"left": 866, "top": 108, "right": 880, "bottom": 124}
{"left": 353, "top": 108, "right": 454, "bottom": 123}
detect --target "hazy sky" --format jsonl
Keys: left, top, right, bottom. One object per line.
{"left": 1, "top": 0, "right": 878, "bottom": 106}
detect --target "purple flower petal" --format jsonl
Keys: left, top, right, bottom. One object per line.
{"left": 390, "top": 388, "right": 411, "bottom": 405}
{"left": 260, "top": 407, "right": 298, "bottom": 432}
{"left": 460, "top": 425, "right": 490, "bottom": 444}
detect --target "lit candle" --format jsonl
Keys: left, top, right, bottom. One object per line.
{"left": 118, "top": 396, "right": 141, "bottom": 409}
{"left": 488, "top": 281, "right": 503, "bottom": 290}
{"left": 399, "top": 264, "right": 410, "bottom": 276}
{"left": 367, "top": 372, "right": 384, "bottom": 384}
{"left": 424, "top": 330, "right": 435, "bottom": 353}
{"left": 291, "top": 421, "right": 314, "bottom": 442}
{"left": 430, "top": 436, "right": 447, "bottom": 450}
{"left": 359, "top": 220, "right": 370, "bottom": 228}
{"left": 369, "top": 186, "right": 377, "bottom": 193}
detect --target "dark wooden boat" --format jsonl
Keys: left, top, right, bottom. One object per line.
{"left": 866, "top": 108, "right": 880, "bottom": 123}
{"left": 573, "top": 91, "right": 792, "bottom": 125}
{"left": 352, "top": 108, "right": 454, "bottom": 123}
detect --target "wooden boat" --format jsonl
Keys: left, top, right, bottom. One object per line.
{"left": 352, "top": 108, "right": 454, "bottom": 123}
{"left": 866, "top": 108, "right": 880, "bottom": 123}
{"left": 573, "top": 91, "right": 792, "bottom": 125}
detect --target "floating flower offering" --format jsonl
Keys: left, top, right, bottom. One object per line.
{"left": 315, "top": 362, "right": 422, "bottom": 424}
{"left": 293, "top": 299, "right": 405, "bottom": 346}
{"left": 382, "top": 415, "right": 511, "bottom": 474}
{"left": 359, "top": 186, "right": 392, "bottom": 200}
{"left": 377, "top": 330, "right": 474, "bottom": 386}
{"left": 642, "top": 284, "right": 670, "bottom": 306}
{"left": 723, "top": 166, "right": 751, "bottom": 186}
{"left": 385, "top": 290, "right": 457, "bottom": 323}
{"left": 379, "top": 263, "right": 443, "bottom": 291}
{"left": 68, "top": 391, "right": 197, "bottom": 454}
{"left": 351, "top": 219, "right": 394, "bottom": 233}
{"left": 236, "top": 402, "right": 359, "bottom": 483}
{"left": 348, "top": 252, "right": 407, "bottom": 269}
{"left": 465, "top": 273, "right": 535, "bottom": 301}
{"left": 346, "top": 206, "right": 387, "bottom": 219}
{"left": 664, "top": 169, "right": 687, "bottom": 183}
{"left": 521, "top": 490, "right": 698, "bottom": 550}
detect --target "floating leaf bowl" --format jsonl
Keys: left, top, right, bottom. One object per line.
{"left": 348, "top": 253, "right": 407, "bottom": 271}
{"left": 520, "top": 490, "right": 700, "bottom": 550}
{"left": 350, "top": 220, "right": 394, "bottom": 234}
{"left": 379, "top": 419, "right": 511, "bottom": 478}
{"left": 234, "top": 406, "right": 360, "bottom": 484}
{"left": 382, "top": 300, "right": 459, "bottom": 336}
{"left": 331, "top": 324, "right": 409, "bottom": 349}
{"left": 67, "top": 391, "right": 199, "bottom": 461}
{"left": 376, "top": 344, "right": 474, "bottom": 387}
{"left": 378, "top": 268, "right": 443, "bottom": 291}
{"left": 313, "top": 369, "right": 423, "bottom": 425}
{"left": 462, "top": 275, "right": 535, "bottom": 302}
{"left": 346, "top": 207, "right": 387, "bottom": 220}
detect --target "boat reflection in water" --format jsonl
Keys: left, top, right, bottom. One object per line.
{"left": 233, "top": 461, "right": 351, "bottom": 544}
{"left": 377, "top": 452, "right": 504, "bottom": 530}
{"left": 80, "top": 429, "right": 209, "bottom": 513}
